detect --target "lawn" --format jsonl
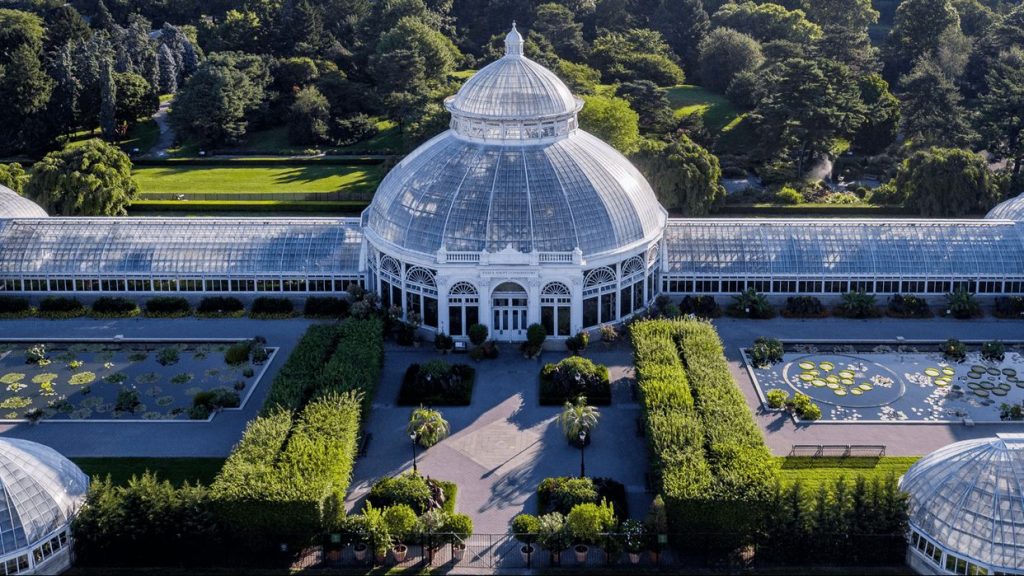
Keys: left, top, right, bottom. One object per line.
{"left": 225, "top": 117, "right": 402, "bottom": 155}
{"left": 665, "top": 84, "right": 743, "bottom": 133}
{"left": 777, "top": 456, "right": 919, "bottom": 489}
{"left": 134, "top": 163, "right": 385, "bottom": 196}
{"left": 72, "top": 457, "right": 225, "bottom": 486}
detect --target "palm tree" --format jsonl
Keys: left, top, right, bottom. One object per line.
{"left": 407, "top": 406, "right": 450, "bottom": 448}
{"left": 559, "top": 396, "right": 599, "bottom": 445}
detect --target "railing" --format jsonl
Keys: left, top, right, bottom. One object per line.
{"left": 790, "top": 444, "right": 887, "bottom": 457}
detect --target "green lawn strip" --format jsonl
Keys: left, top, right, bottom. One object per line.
{"left": 715, "top": 204, "right": 915, "bottom": 217}
{"left": 664, "top": 85, "right": 742, "bottom": 133}
{"left": 71, "top": 457, "right": 226, "bottom": 486}
{"left": 120, "top": 120, "right": 161, "bottom": 154}
{"left": 777, "top": 456, "right": 919, "bottom": 489}
{"left": 134, "top": 164, "right": 384, "bottom": 195}
{"left": 128, "top": 199, "right": 369, "bottom": 215}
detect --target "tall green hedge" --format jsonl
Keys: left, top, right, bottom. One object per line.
{"left": 315, "top": 318, "right": 384, "bottom": 414}
{"left": 260, "top": 324, "right": 344, "bottom": 414}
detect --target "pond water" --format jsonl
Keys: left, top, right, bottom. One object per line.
{"left": 749, "top": 345, "right": 1024, "bottom": 423}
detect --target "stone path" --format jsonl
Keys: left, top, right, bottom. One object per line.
{"left": 146, "top": 98, "right": 175, "bottom": 158}
{"left": 0, "top": 317, "right": 318, "bottom": 457}
{"left": 714, "top": 316, "right": 1024, "bottom": 456}
{"left": 346, "top": 343, "right": 651, "bottom": 534}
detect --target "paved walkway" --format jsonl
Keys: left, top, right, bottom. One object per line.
{"left": 713, "top": 316, "right": 1024, "bottom": 456}
{"left": 346, "top": 343, "right": 651, "bottom": 534}
{"left": 0, "top": 317, "right": 319, "bottom": 457}
{"left": 146, "top": 99, "right": 175, "bottom": 158}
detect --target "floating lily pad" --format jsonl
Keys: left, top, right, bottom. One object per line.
{"left": 850, "top": 388, "right": 863, "bottom": 396}
{"left": 1003, "top": 368, "right": 1017, "bottom": 377}
{"left": 968, "top": 382, "right": 982, "bottom": 390}
{"left": 974, "top": 389, "right": 990, "bottom": 397}
{"left": 988, "top": 368, "right": 1002, "bottom": 376}
{"left": 838, "top": 370, "right": 855, "bottom": 379}
{"left": 827, "top": 382, "right": 840, "bottom": 390}
{"left": 798, "top": 362, "right": 816, "bottom": 371}
{"left": 942, "top": 368, "right": 956, "bottom": 376}
{"left": 970, "top": 365, "right": 986, "bottom": 372}
{"left": 935, "top": 379, "right": 950, "bottom": 387}
{"left": 833, "top": 388, "right": 847, "bottom": 396}
{"left": 798, "top": 373, "right": 815, "bottom": 382}
{"left": 993, "top": 388, "right": 1009, "bottom": 396}
{"left": 924, "top": 368, "right": 941, "bottom": 377}
{"left": 826, "top": 375, "right": 840, "bottom": 384}
{"left": 968, "top": 372, "right": 982, "bottom": 379}
{"left": 998, "top": 383, "right": 1012, "bottom": 391}
{"left": 819, "top": 362, "right": 834, "bottom": 371}
{"left": 812, "top": 379, "right": 827, "bottom": 387}
{"left": 841, "top": 378, "right": 854, "bottom": 386}
{"left": 1016, "top": 381, "right": 1024, "bottom": 389}
{"left": 980, "top": 381, "right": 996, "bottom": 389}
{"left": 858, "top": 383, "right": 873, "bottom": 391}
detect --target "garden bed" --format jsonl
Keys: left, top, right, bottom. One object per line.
{"left": 539, "top": 357, "right": 611, "bottom": 406}
{"left": 397, "top": 361, "right": 475, "bottom": 406}
{"left": 0, "top": 340, "right": 275, "bottom": 421}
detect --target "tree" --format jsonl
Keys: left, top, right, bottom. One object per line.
{"left": 113, "top": 72, "right": 159, "bottom": 128}
{"left": 899, "top": 57, "right": 975, "bottom": 148}
{"left": 0, "top": 163, "right": 28, "bottom": 194}
{"left": 92, "top": 0, "right": 117, "bottom": 32}
{"left": 170, "top": 53, "right": 270, "bottom": 146}
{"left": 951, "top": 0, "right": 996, "bottom": 38}
{"left": 750, "top": 58, "right": 865, "bottom": 177}
{"left": 406, "top": 406, "right": 450, "bottom": 448}
{"left": 533, "top": 3, "right": 587, "bottom": 61}
{"left": 634, "top": 135, "right": 726, "bottom": 215}
{"left": 158, "top": 44, "right": 178, "bottom": 94}
{"left": 369, "top": 16, "right": 460, "bottom": 98}
{"left": 615, "top": 81, "right": 674, "bottom": 133}
{"left": 578, "top": 95, "right": 641, "bottom": 155}
{"left": 0, "top": 9, "right": 55, "bottom": 155}
{"left": 288, "top": 0, "right": 333, "bottom": 57}
{"left": 815, "top": 25, "right": 879, "bottom": 75}
{"left": 555, "top": 60, "right": 601, "bottom": 95}
{"left": 43, "top": 4, "right": 91, "bottom": 50}
{"left": 710, "top": 1, "right": 822, "bottom": 45}
{"left": 894, "top": 147, "right": 998, "bottom": 217}
{"left": 589, "top": 28, "right": 685, "bottom": 86}
{"left": 289, "top": 86, "right": 330, "bottom": 145}
{"left": 46, "top": 44, "right": 80, "bottom": 140}
{"left": 798, "top": 0, "right": 878, "bottom": 30}
{"left": 99, "top": 58, "right": 118, "bottom": 139}
{"left": 852, "top": 74, "right": 900, "bottom": 153}
{"left": 25, "top": 139, "right": 140, "bottom": 216}
{"left": 559, "top": 396, "right": 599, "bottom": 445}
{"left": 652, "top": 0, "right": 709, "bottom": 78}
{"left": 884, "top": 0, "right": 960, "bottom": 77}
{"left": 698, "top": 27, "right": 764, "bottom": 93}
{"left": 977, "top": 47, "right": 1024, "bottom": 177}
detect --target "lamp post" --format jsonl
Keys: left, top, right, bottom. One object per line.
{"left": 410, "top": 431, "right": 419, "bottom": 473}
{"left": 578, "top": 429, "right": 587, "bottom": 478}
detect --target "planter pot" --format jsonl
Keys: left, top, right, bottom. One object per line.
{"left": 520, "top": 544, "right": 534, "bottom": 563}
{"left": 574, "top": 544, "right": 589, "bottom": 563}
{"left": 374, "top": 551, "right": 386, "bottom": 565}
{"left": 353, "top": 543, "right": 367, "bottom": 561}
{"left": 649, "top": 550, "right": 660, "bottom": 563}
{"left": 392, "top": 544, "right": 408, "bottom": 563}
{"left": 628, "top": 552, "right": 641, "bottom": 564}
{"left": 326, "top": 549, "right": 341, "bottom": 562}
{"left": 452, "top": 543, "right": 466, "bottom": 562}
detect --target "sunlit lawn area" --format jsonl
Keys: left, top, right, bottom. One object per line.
{"left": 134, "top": 163, "right": 385, "bottom": 195}
{"left": 72, "top": 457, "right": 225, "bottom": 486}
{"left": 228, "top": 117, "right": 402, "bottom": 155}
{"left": 664, "top": 84, "right": 755, "bottom": 155}
{"left": 60, "top": 120, "right": 161, "bottom": 155}
{"left": 777, "top": 456, "right": 919, "bottom": 489}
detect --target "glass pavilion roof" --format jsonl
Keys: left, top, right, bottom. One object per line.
{"left": 987, "top": 192, "right": 1024, "bottom": 221}
{"left": 0, "top": 438, "right": 87, "bottom": 556}
{"left": 901, "top": 434, "right": 1024, "bottom": 571}
{"left": 0, "top": 218, "right": 363, "bottom": 276}
{"left": 663, "top": 219, "right": 1024, "bottom": 277}
{"left": 0, "top": 186, "right": 47, "bottom": 219}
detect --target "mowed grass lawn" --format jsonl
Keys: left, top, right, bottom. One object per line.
{"left": 72, "top": 457, "right": 225, "bottom": 486}
{"left": 134, "top": 163, "right": 385, "bottom": 196}
{"left": 778, "top": 456, "right": 919, "bottom": 490}
{"left": 664, "top": 84, "right": 755, "bottom": 155}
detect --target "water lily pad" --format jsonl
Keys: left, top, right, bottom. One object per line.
{"left": 968, "top": 372, "right": 982, "bottom": 379}
{"left": 968, "top": 382, "right": 982, "bottom": 390}
{"left": 858, "top": 383, "right": 873, "bottom": 391}
{"left": 798, "top": 361, "right": 816, "bottom": 371}
{"left": 970, "top": 365, "right": 986, "bottom": 372}
{"left": 826, "top": 375, "right": 840, "bottom": 384}
{"left": 833, "top": 388, "right": 847, "bottom": 396}
{"left": 827, "top": 382, "right": 840, "bottom": 390}
{"left": 803, "top": 369, "right": 820, "bottom": 377}
{"left": 819, "top": 362, "right": 834, "bottom": 371}
{"left": 998, "top": 383, "right": 1012, "bottom": 391}
{"left": 850, "top": 388, "right": 863, "bottom": 396}
{"left": 975, "top": 389, "right": 990, "bottom": 397}
{"left": 988, "top": 368, "right": 1002, "bottom": 376}
{"left": 838, "top": 370, "right": 855, "bottom": 379}
{"left": 924, "top": 368, "right": 941, "bottom": 377}
{"left": 980, "top": 381, "right": 996, "bottom": 389}
{"left": 1003, "top": 369, "right": 1017, "bottom": 377}
{"left": 935, "top": 378, "right": 950, "bottom": 387}
{"left": 942, "top": 368, "right": 956, "bottom": 376}
{"left": 993, "top": 388, "right": 1009, "bottom": 396}
{"left": 1016, "top": 381, "right": 1024, "bottom": 389}
{"left": 799, "top": 373, "right": 815, "bottom": 382}
{"left": 812, "top": 379, "right": 827, "bottom": 387}
{"left": 841, "top": 378, "right": 854, "bottom": 386}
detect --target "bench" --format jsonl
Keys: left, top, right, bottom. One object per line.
{"left": 357, "top": 433, "right": 373, "bottom": 457}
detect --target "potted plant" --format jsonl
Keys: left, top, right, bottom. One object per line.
{"left": 416, "top": 509, "right": 447, "bottom": 563}
{"left": 559, "top": 396, "right": 599, "bottom": 447}
{"left": 441, "top": 512, "right": 473, "bottom": 562}
{"left": 511, "top": 513, "right": 541, "bottom": 562}
{"left": 434, "top": 332, "right": 454, "bottom": 354}
{"left": 383, "top": 505, "right": 418, "bottom": 562}
{"left": 407, "top": 406, "right": 451, "bottom": 448}
{"left": 335, "top": 514, "right": 367, "bottom": 562}
{"left": 645, "top": 495, "right": 668, "bottom": 562}
{"left": 362, "top": 504, "right": 391, "bottom": 565}
{"left": 622, "top": 519, "right": 646, "bottom": 564}
{"left": 566, "top": 501, "right": 615, "bottom": 564}
{"left": 537, "top": 512, "right": 567, "bottom": 566}
{"left": 521, "top": 323, "right": 546, "bottom": 358}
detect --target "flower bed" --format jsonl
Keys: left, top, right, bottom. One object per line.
{"left": 539, "top": 356, "right": 611, "bottom": 405}
{"left": 397, "top": 361, "right": 475, "bottom": 406}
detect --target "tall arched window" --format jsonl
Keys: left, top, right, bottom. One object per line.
{"left": 541, "top": 282, "right": 571, "bottom": 337}
{"left": 447, "top": 282, "right": 479, "bottom": 337}
{"left": 583, "top": 267, "right": 617, "bottom": 327}
{"left": 405, "top": 266, "right": 438, "bottom": 327}
{"left": 379, "top": 255, "right": 403, "bottom": 310}
{"left": 620, "top": 256, "right": 646, "bottom": 317}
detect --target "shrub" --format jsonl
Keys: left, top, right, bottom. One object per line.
{"left": 774, "top": 186, "right": 802, "bottom": 205}
{"left": 566, "top": 501, "right": 616, "bottom": 545}
{"left": 38, "top": 296, "right": 85, "bottom": 318}
{"left": 942, "top": 338, "right": 967, "bottom": 362}
{"left": 440, "top": 513, "right": 473, "bottom": 545}
{"left": 25, "top": 344, "right": 47, "bottom": 364}
{"left": 559, "top": 397, "right": 600, "bottom": 446}
{"left": 90, "top": 297, "right": 139, "bottom": 317}
{"left": 382, "top": 505, "right": 418, "bottom": 542}
{"left": 729, "top": 289, "right": 775, "bottom": 319}
{"left": 512, "top": 514, "right": 541, "bottom": 545}
{"left": 397, "top": 361, "right": 475, "bottom": 406}
{"left": 527, "top": 323, "right": 547, "bottom": 348}
{"left": 115, "top": 388, "right": 141, "bottom": 412}
{"left": 197, "top": 296, "right": 245, "bottom": 317}
{"left": 145, "top": 296, "right": 190, "bottom": 317}
{"left": 946, "top": 289, "right": 981, "bottom": 319}
{"left": 250, "top": 297, "right": 294, "bottom": 318}
{"left": 679, "top": 295, "right": 721, "bottom": 318}
{"left": 599, "top": 324, "right": 618, "bottom": 342}
{"left": 0, "top": 296, "right": 31, "bottom": 317}
{"left": 190, "top": 387, "right": 241, "bottom": 418}
{"left": 224, "top": 341, "right": 252, "bottom": 365}
{"left": 788, "top": 392, "right": 820, "bottom": 420}
{"left": 565, "top": 331, "right": 590, "bottom": 355}
{"left": 434, "top": 332, "right": 454, "bottom": 353}
{"left": 367, "top": 473, "right": 456, "bottom": 515}
{"left": 1001, "top": 403, "right": 1024, "bottom": 421}
{"left": 407, "top": 406, "right": 450, "bottom": 448}
{"left": 782, "top": 296, "right": 826, "bottom": 318}
{"left": 749, "top": 337, "right": 783, "bottom": 367}
{"left": 539, "top": 356, "right": 611, "bottom": 405}
{"left": 982, "top": 340, "right": 1005, "bottom": 362}
{"left": 537, "top": 477, "right": 628, "bottom": 521}
{"left": 886, "top": 294, "right": 931, "bottom": 318}
{"left": 468, "top": 324, "right": 488, "bottom": 346}
{"left": 303, "top": 296, "right": 349, "bottom": 318}
{"left": 157, "top": 347, "right": 180, "bottom": 366}
{"left": 995, "top": 296, "right": 1024, "bottom": 319}
{"left": 834, "top": 291, "right": 879, "bottom": 318}
{"left": 765, "top": 389, "right": 789, "bottom": 409}
{"left": 537, "top": 512, "right": 567, "bottom": 552}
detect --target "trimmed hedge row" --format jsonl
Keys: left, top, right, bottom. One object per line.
{"left": 260, "top": 324, "right": 345, "bottom": 414}
{"left": 314, "top": 318, "right": 384, "bottom": 415}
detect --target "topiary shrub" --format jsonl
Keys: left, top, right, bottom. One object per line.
{"left": 766, "top": 389, "right": 789, "bottom": 409}
{"left": 946, "top": 289, "right": 981, "bottom": 319}
{"left": 250, "top": 297, "right": 294, "bottom": 319}
{"left": 468, "top": 324, "right": 488, "bottom": 346}
{"left": 782, "top": 296, "right": 826, "bottom": 318}
{"left": 728, "top": 289, "right": 775, "bottom": 319}
{"left": 38, "top": 296, "right": 86, "bottom": 318}
{"left": 788, "top": 392, "right": 820, "bottom": 420}
{"left": 565, "top": 331, "right": 590, "bottom": 355}
{"left": 397, "top": 361, "right": 475, "bottom": 405}
{"left": 224, "top": 340, "right": 252, "bottom": 365}
{"left": 90, "top": 296, "right": 139, "bottom": 317}
{"left": 566, "top": 501, "right": 616, "bottom": 545}
{"left": 539, "top": 356, "right": 611, "bottom": 405}
{"left": 749, "top": 337, "right": 784, "bottom": 367}
{"left": 434, "top": 332, "right": 454, "bottom": 353}
{"left": 538, "top": 477, "right": 597, "bottom": 516}
{"left": 512, "top": 514, "right": 541, "bottom": 546}
{"left": 197, "top": 296, "right": 245, "bottom": 317}
{"left": 886, "top": 294, "right": 931, "bottom": 318}
{"left": 145, "top": 296, "right": 190, "bottom": 317}
{"left": 834, "top": 291, "right": 879, "bottom": 318}
{"left": 941, "top": 338, "right": 967, "bottom": 363}
{"left": 679, "top": 295, "right": 721, "bottom": 318}
{"left": 521, "top": 323, "right": 547, "bottom": 357}
{"left": 303, "top": 296, "right": 349, "bottom": 319}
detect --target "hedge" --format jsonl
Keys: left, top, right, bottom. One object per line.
{"left": 365, "top": 473, "right": 457, "bottom": 515}
{"left": 303, "top": 296, "right": 349, "bottom": 319}
{"left": 197, "top": 296, "right": 245, "bottom": 317}
{"left": 260, "top": 324, "right": 345, "bottom": 414}
{"left": 90, "top": 296, "right": 140, "bottom": 318}
{"left": 537, "top": 476, "right": 629, "bottom": 521}
{"left": 0, "top": 296, "right": 32, "bottom": 318}
{"left": 313, "top": 318, "right": 384, "bottom": 415}
{"left": 538, "top": 356, "right": 611, "bottom": 405}
{"left": 397, "top": 362, "right": 475, "bottom": 406}
{"left": 250, "top": 297, "right": 295, "bottom": 319}
{"left": 38, "top": 296, "right": 86, "bottom": 318}
{"left": 145, "top": 296, "right": 191, "bottom": 317}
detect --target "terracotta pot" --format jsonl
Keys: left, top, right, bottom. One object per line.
{"left": 452, "top": 543, "right": 466, "bottom": 561}
{"left": 392, "top": 544, "right": 408, "bottom": 562}
{"left": 574, "top": 544, "right": 589, "bottom": 563}
{"left": 628, "top": 552, "right": 640, "bottom": 564}
{"left": 520, "top": 544, "right": 534, "bottom": 563}
{"left": 353, "top": 543, "right": 367, "bottom": 561}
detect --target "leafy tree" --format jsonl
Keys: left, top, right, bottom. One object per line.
{"left": 652, "top": 0, "right": 709, "bottom": 78}
{"left": 273, "top": 57, "right": 319, "bottom": 93}
{"left": 92, "top": 0, "right": 117, "bottom": 32}
{"left": 798, "top": 0, "right": 879, "bottom": 30}
{"left": 113, "top": 72, "right": 159, "bottom": 128}
{"left": 369, "top": 16, "right": 460, "bottom": 98}
{"left": 750, "top": 58, "right": 865, "bottom": 177}
{"left": 698, "top": 27, "right": 764, "bottom": 93}
{"left": 815, "top": 25, "right": 879, "bottom": 75}
{"left": 533, "top": 3, "right": 587, "bottom": 61}
{"left": 951, "top": 0, "right": 997, "bottom": 38}
{"left": 899, "top": 57, "right": 975, "bottom": 148}
{"left": 558, "top": 396, "right": 599, "bottom": 445}
{"left": 25, "top": 139, "right": 140, "bottom": 216}
{"left": 407, "top": 406, "right": 450, "bottom": 448}
{"left": 884, "top": 0, "right": 960, "bottom": 77}
{"left": 0, "top": 9, "right": 55, "bottom": 155}
{"left": 0, "top": 163, "right": 28, "bottom": 194}
{"left": 852, "top": 74, "right": 900, "bottom": 153}
{"left": 589, "top": 28, "right": 685, "bottom": 86}
{"left": 615, "top": 80, "right": 673, "bottom": 133}
{"left": 977, "top": 47, "right": 1024, "bottom": 177}
{"left": 634, "top": 135, "right": 726, "bottom": 215}
{"left": 289, "top": 85, "right": 330, "bottom": 145}
{"left": 578, "top": 95, "right": 641, "bottom": 155}
{"left": 170, "top": 52, "right": 270, "bottom": 146}
{"left": 710, "top": 1, "right": 822, "bottom": 45}
{"left": 555, "top": 60, "right": 601, "bottom": 95}
{"left": 894, "top": 147, "right": 998, "bottom": 216}
{"left": 43, "top": 4, "right": 92, "bottom": 50}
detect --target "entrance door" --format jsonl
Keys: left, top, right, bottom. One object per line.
{"left": 491, "top": 282, "right": 529, "bottom": 341}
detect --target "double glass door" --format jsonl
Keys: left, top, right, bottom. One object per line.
{"left": 492, "top": 292, "right": 528, "bottom": 341}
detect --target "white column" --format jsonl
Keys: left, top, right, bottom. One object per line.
{"left": 478, "top": 275, "right": 492, "bottom": 336}
{"left": 527, "top": 278, "right": 541, "bottom": 328}
{"left": 436, "top": 278, "right": 450, "bottom": 335}
{"left": 570, "top": 277, "right": 583, "bottom": 334}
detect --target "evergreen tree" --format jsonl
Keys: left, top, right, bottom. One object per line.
{"left": 652, "top": 0, "right": 709, "bottom": 79}
{"left": 158, "top": 44, "right": 178, "bottom": 94}
{"left": 290, "top": 0, "right": 332, "bottom": 57}
{"left": 533, "top": 3, "right": 587, "bottom": 61}
{"left": 698, "top": 27, "right": 764, "bottom": 94}
{"left": 0, "top": 9, "right": 55, "bottom": 155}
{"left": 977, "top": 47, "right": 1024, "bottom": 177}
{"left": 852, "top": 74, "right": 900, "bottom": 153}
{"left": 616, "top": 80, "right": 674, "bottom": 133}
{"left": 47, "top": 44, "right": 80, "bottom": 138}
{"left": 92, "top": 0, "right": 117, "bottom": 32}
{"left": 100, "top": 57, "right": 118, "bottom": 140}
{"left": 884, "top": 0, "right": 960, "bottom": 78}
{"left": 899, "top": 57, "right": 976, "bottom": 148}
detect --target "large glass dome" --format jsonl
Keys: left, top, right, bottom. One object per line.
{"left": 987, "top": 191, "right": 1024, "bottom": 221}
{"left": 901, "top": 433, "right": 1024, "bottom": 574}
{"left": 364, "top": 25, "right": 666, "bottom": 259}
{"left": 0, "top": 185, "right": 47, "bottom": 219}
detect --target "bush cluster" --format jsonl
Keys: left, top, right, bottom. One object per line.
{"left": 539, "top": 356, "right": 611, "bottom": 405}
{"left": 145, "top": 296, "right": 191, "bottom": 317}
{"left": 749, "top": 337, "right": 783, "bottom": 367}
{"left": 537, "top": 477, "right": 628, "bottom": 521}
{"left": 0, "top": 296, "right": 31, "bottom": 317}
{"left": 189, "top": 387, "right": 241, "bottom": 419}
{"left": 995, "top": 296, "right": 1024, "bottom": 319}
{"left": 727, "top": 289, "right": 775, "bottom": 319}
{"left": 90, "top": 297, "right": 140, "bottom": 318}
{"left": 314, "top": 318, "right": 385, "bottom": 415}
{"left": 679, "top": 295, "right": 722, "bottom": 318}
{"left": 38, "top": 296, "right": 86, "bottom": 318}
{"left": 886, "top": 294, "right": 932, "bottom": 318}
{"left": 303, "top": 296, "right": 349, "bottom": 319}
{"left": 397, "top": 361, "right": 475, "bottom": 406}
{"left": 259, "top": 324, "right": 344, "bottom": 413}
{"left": 782, "top": 296, "right": 827, "bottom": 318}
{"left": 224, "top": 340, "right": 253, "bottom": 365}
{"left": 366, "top": 473, "right": 457, "bottom": 515}
{"left": 250, "top": 297, "right": 294, "bottom": 318}
{"left": 942, "top": 338, "right": 967, "bottom": 362}
{"left": 197, "top": 296, "right": 245, "bottom": 317}
{"left": 787, "top": 392, "right": 821, "bottom": 420}
{"left": 833, "top": 291, "right": 880, "bottom": 318}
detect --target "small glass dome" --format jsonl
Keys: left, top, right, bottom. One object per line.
{"left": 901, "top": 433, "right": 1024, "bottom": 574}
{"left": 0, "top": 186, "right": 47, "bottom": 219}
{"left": 986, "top": 191, "right": 1024, "bottom": 221}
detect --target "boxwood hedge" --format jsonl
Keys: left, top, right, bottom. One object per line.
{"left": 314, "top": 318, "right": 384, "bottom": 415}
{"left": 260, "top": 324, "right": 345, "bottom": 414}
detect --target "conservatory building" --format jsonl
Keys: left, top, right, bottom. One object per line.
{"left": 0, "top": 25, "right": 1023, "bottom": 340}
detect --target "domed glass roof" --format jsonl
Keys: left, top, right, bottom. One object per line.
{"left": 987, "top": 192, "right": 1024, "bottom": 221}
{"left": 900, "top": 433, "right": 1024, "bottom": 571}
{"left": 0, "top": 438, "right": 88, "bottom": 555}
{"left": 444, "top": 24, "right": 580, "bottom": 121}
{"left": 0, "top": 185, "right": 47, "bottom": 219}
{"left": 366, "top": 26, "right": 666, "bottom": 258}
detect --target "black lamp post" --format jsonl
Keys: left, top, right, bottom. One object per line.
{"left": 578, "top": 429, "right": 587, "bottom": 478}
{"left": 410, "top": 431, "right": 419, "bottom": 473}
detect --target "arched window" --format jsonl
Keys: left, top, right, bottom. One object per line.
{"left": 584, "top": 267, "right": 616, "bottom": 288}
{"left": 647, "top": 243, "right": 660, "bottom": 266}
{"left": 621, "top": 256, "right": 646, "bottom": 279}
{"left": 541, "top": 282, "right": 571, "bottom": 337}
{"left": 583, "top": 267, "right": 617, "bottom": 327}
{"left": 404, "top": 266, "right": 438, "bottom": 328}
{"left": 378, "top": 255, "right": 402, "bottom": 311}
{"left": 405, "top": 267, "right": 436, "bottom": 288}
{"left": 380, "top": 255, "right": 401, "bottom": 279}
{"left": 447, "top": 282, "right": 479, "bottom": 337}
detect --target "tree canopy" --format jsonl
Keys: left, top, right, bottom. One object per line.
{"left": 25, "top": 139, "right": 139, "bottom": 216}
{"left": 578, "top": 95, "right": 641, "bottom": 155}
{"left": 634, "top": 135, "right": 726, "bottom": 216}
{"left": 894, "top": 147, "right": 999, "bottom": 217}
